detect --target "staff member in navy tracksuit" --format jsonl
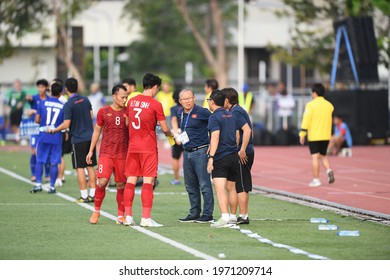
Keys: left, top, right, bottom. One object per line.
{"left": 207, "top": 90, "right": 240, "bottom": 228}
{"left": 223, "top": 87, "right": 254, "bottom": 225}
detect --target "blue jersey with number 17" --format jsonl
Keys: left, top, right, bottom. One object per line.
{"left": 36, "top": 97, "right": 64, "bottom": 144}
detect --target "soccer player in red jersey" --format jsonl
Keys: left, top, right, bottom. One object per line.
{"left": 86, "top": 85, "right": 129, "bottom": 225}
{"left": 124, "top": 73, "right": 174, "bottom": 227}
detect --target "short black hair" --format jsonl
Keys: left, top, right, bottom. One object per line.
{"left": 122, "top": 77, "right": 136, "bottom": 86}
{"left": 112, "top": 84, "right": 127, "bottom": 95}
{"left": 65, "top": 78, "right": 78, "bottom": 94}
{"left": 51, "top": 83, "right": 63, "bottom": 97}
{"left": 36, "top": 79, "right": 48, "bottom": 87}
{"left": 205, "top": 79, "right": 219, "bottom": 90}
{"left": 209, "top": 89, "right": 225, "bottom": 106}
{"left": 52, "top": 78, "right": 63, "bottom": 87}
{"left": 143, "top": 73, "right": 162, "bottom": 90}
{"left": 221, "top": 87, "right": 238, "bottom": 105}
{"left": 172, "top": 89, "right": 182, "bottom": 104}
{"left": 311, "top": 83, "right": 325, "bottom": 96}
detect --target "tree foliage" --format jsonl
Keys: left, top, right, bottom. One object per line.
{"left": 271, "top": 0, "right": 390, "bottom": 75}
{"left": 122, "top": 0, "right": 237, "bottom": 87}
{"left": 0, "top": 0, "right": 49, "bottom": 62}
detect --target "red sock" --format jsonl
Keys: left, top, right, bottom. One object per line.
{"left": 124, "top": 183, "right": 135, "bottom": 216}
{"left": 116, "top": 188, "right": 125, "bottom": 217}
{"left": 94, "top": 185, "right": 106, "bottom": 211}
{"left": 141, "top": 183, "right": 153, "bottom": 218}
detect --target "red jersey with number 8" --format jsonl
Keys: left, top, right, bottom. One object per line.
{"left": 96, "top": 106, "right": 128, "bottom": 158}
{"left": 126, "top": 94, "right": 165, "bottom": 153}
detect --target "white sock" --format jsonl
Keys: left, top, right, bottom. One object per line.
{"left": 89, "top": 188, "right": 95, "bottom": 197}
{"left": 229, "top": 214, "right": 237, "bottom": 220}
{"left": 240, "top": 214, "right": 248, "bottom": 219}
{"left": 221, "top": 213, "right": 229, "bottom": 221}
{"left": 80, "top": 189, "right": 88, "bottom": 199}
{"left": 326, "top": 169, "right": 332, "bottom": 174}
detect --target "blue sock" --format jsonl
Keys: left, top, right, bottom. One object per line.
{"left": 50, "top": 164, "right": 58, "bottom": 187}
{"left": 30, "top": 154, "right": 36, "bottom": 177}
{"left": 35, "top": 163, "right": 43, "bottom": 184}
{"left": 44, "top": 162, "right": 50, "bottom": 178}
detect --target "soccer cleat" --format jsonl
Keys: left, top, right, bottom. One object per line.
{"left": 170, "top": 179, "right": 181, "bottom": 186}
{"left": 237, "top": 217, "right": 250, "bottom": 225}
{"left": 195, "top": 215, "right": 214, "bottom": 223}
{"left": 48, "top": 188, "right": 57, "bottom": 194}
{"left": 90, "top": 212, "right": 100, "bottom": 224}
{"left": 327, "top": 170, "right": 335, "bottom": 184}
{"left": 210, "top": 218, "right": 232, "bottom": 228}
{"left": 124, "top": 216, "right": 136, "bottom": 226}
{"left": 140, "top": 218, "right": 163, "bottom": 227}
{"left": 55, "top": 178, "right": 63, "bottom": 187}
{"left": 116, "top": 217, "right": 126, "bottom": 225}
{"left": 88, "top": 196, "right": 94, "bottom": 203}
{"left": 76, "top": 197, "right": 89, "bottom": 203}
{"left": 308, "top": 179, "right": 322, "bottom": 187}
{"left": 29, "top": 185, "right": 42, "bottom": 193}
{"left": 179, "top": 214, "right": 200, "bottom": 223}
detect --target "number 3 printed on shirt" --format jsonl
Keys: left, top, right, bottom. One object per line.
{"left": 132, "top": 108, "right": 142, "bottom": 129}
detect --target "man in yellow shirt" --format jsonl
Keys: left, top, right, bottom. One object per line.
{"left": 156, "top": 81, "right": 175, "bottom": 118}
{"left": 123, "top": 77, "right": 141, "bottom": 106}
{"left": 203, "top": 79, "right": 218, "bottom": 109}
{"left": 299, "top": 83, "right": 335, "bottom": 187}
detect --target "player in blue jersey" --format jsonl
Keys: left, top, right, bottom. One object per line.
{"left": 30, "top": 82, "right": 64, "bottom": 194}
{"left": 26, "top": 79, "right": 50, "bottom": 182}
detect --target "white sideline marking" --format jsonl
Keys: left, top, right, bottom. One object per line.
{"left": 229, "top": 226, "right": 329, "bottom": 260}
{"left": 1, "top": 166, "right": 329, "bottom": 260}
{"left": 0, "top": 166, "right": 216, "bottom": 260}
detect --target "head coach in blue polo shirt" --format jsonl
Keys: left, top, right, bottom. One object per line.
{"left": 177, "top": 89, "right": 214, "bottom": 223}
{"left": 207, "top": 89, "right": 240, "bottom": 228}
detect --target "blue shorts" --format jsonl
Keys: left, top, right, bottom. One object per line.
{"left": 30, "top": 134, "right": 40, "bottom": 149}
{"left": 0, "top": 116, "right": 4, "bottom": 127}
{"left": 36, "top": 142, "right": 62, "bottom": 165}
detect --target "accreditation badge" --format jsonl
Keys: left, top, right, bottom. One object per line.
{"left": 178, "top": 131, "right": 190, "bottom": 145}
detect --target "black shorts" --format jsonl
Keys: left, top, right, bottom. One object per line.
{"left": 171, "top": 144, "right": 183, "bottom": 159}
{"left": 309, "top": 140, "right": 329, "bottom": 156}
{"left": 236, "top": 152, "right": 254, "bottom": 193}
{"left": 10, "top": 110, "right": 23, "bottom": 126}
{"left": 62, "top": 131, "right": 72, "bottom": 155}
{"left": 211, "top": 153, "right": 239, "bottom": 182}
{"left": 71, "top": 141, "right": 97, "bottom": 169}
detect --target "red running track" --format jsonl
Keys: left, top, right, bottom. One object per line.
{"left": 158, "top": 141, "right": 390, "bottom": 216}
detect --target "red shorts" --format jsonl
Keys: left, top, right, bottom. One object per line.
{"left": 125, "top": 153, "right": 158, "bottom": 177}
{"left": 97, "top": 156, "right": 127, "bottom": 183}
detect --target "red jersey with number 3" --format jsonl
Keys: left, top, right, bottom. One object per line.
{"left": 96, "top": 106, "right": 128, "bottom": 159}
{"left": 126, "top": 94, "right": 165, "bottom": 153}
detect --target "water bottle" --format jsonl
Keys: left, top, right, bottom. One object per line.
{"left": 310, "top": 218, "right": 328, "bottom": 223}
{"left": 318, "top": 224, "right": 338, "bottom": 230}
{"left": 19, "top": 121, "right": 25, "bottom": 136}
{"left": 39, "top": 125, "right": 54, "bottom": 132}
{"left": 337, "top": 230, "right": 360, "bottom": 236}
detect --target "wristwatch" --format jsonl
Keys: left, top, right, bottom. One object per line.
{"left": 208, "top": 154, "right": 214, "bottom": 159}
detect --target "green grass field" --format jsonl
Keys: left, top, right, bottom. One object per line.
{"left": 0, "top": 148, "right": 389, "bottom": 260}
